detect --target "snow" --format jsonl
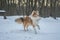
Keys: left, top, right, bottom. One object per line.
{"left": 0, "top": 16, "right": 60, "bottom": 40}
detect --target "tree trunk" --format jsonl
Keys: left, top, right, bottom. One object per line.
{"left": 40, "top": 0, "right": 45, "bottom": 17}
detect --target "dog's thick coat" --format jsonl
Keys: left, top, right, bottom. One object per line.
{"left": 15, "top": 16, "right": 35, "bottom": 31}
{"left": 15, "top": 10, "right": 40, "bottom": 34}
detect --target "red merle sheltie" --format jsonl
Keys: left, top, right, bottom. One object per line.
{"left": 15, "top": 10, "right": 40, "bottom": 34}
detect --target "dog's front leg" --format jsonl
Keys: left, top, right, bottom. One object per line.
{"left": 37, "top": 25, "right": 40, "bottom": 30}
{"left": 32, "top": 25, "right": 37, "bottom": 34}
{"left": 34, "top": 27, "right": 37, "bottom": 34}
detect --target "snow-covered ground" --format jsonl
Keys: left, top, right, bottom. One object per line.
{"left": 0, "top": 16, "right": 60, "bottom": 40}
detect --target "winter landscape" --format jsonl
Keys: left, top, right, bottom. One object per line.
{"left": 0, "top": 16, "right": 60, "bottom": 40}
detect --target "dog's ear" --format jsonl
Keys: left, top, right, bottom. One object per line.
{"left": 31, "top": 10, "right": 36, "bottom": 15}
{"left": 36, "top": 10, "right": 39, "bottom": 15}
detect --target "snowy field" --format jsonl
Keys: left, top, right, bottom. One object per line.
{"left": 0, "top": 16, "right": 60, "bottom": 40}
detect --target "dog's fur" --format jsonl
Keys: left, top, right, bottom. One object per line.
{"left": 15, "top": 16, "right": 35, "bottom": 31}
{"left": 15, "top": 10, "right": 40, "bottom": 34}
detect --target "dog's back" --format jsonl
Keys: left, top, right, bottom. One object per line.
{"left": 23, "top": 16, "right": 33, "bottom": 26}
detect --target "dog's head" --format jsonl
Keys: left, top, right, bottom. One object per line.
{"left": 30, "top": 10, "right": 40, "bottom": 21}
{"left": 15, "top": 17, "right": 24, "bottom": 24}
{"left": 31, "top": 10, "right": 39, "bottom": 17}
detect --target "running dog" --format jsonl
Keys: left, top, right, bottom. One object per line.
{"left": 15, "top": 10, "right": 40, "bottom": 34}
{"left": 15, "top": 16, "right": 37, "bottom": 33}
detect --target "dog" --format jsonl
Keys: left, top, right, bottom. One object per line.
{"left": 15, "top": 10, "right": 40, "bottom": 34}
{"left": 15, "top": 16, "right": 36, "bottom": 32}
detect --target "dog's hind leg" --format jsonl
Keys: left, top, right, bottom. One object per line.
{"left": 24, "top": 26, "right": 26, "bottom": 31}
{"left": 24, "top": 24, "right": 29, "bottom": 31}
{"left": 24, "top": 24, "right": 27, "bottom": 31}
{"left": 25, "top": 25, "right": 29, "bottom": 31}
